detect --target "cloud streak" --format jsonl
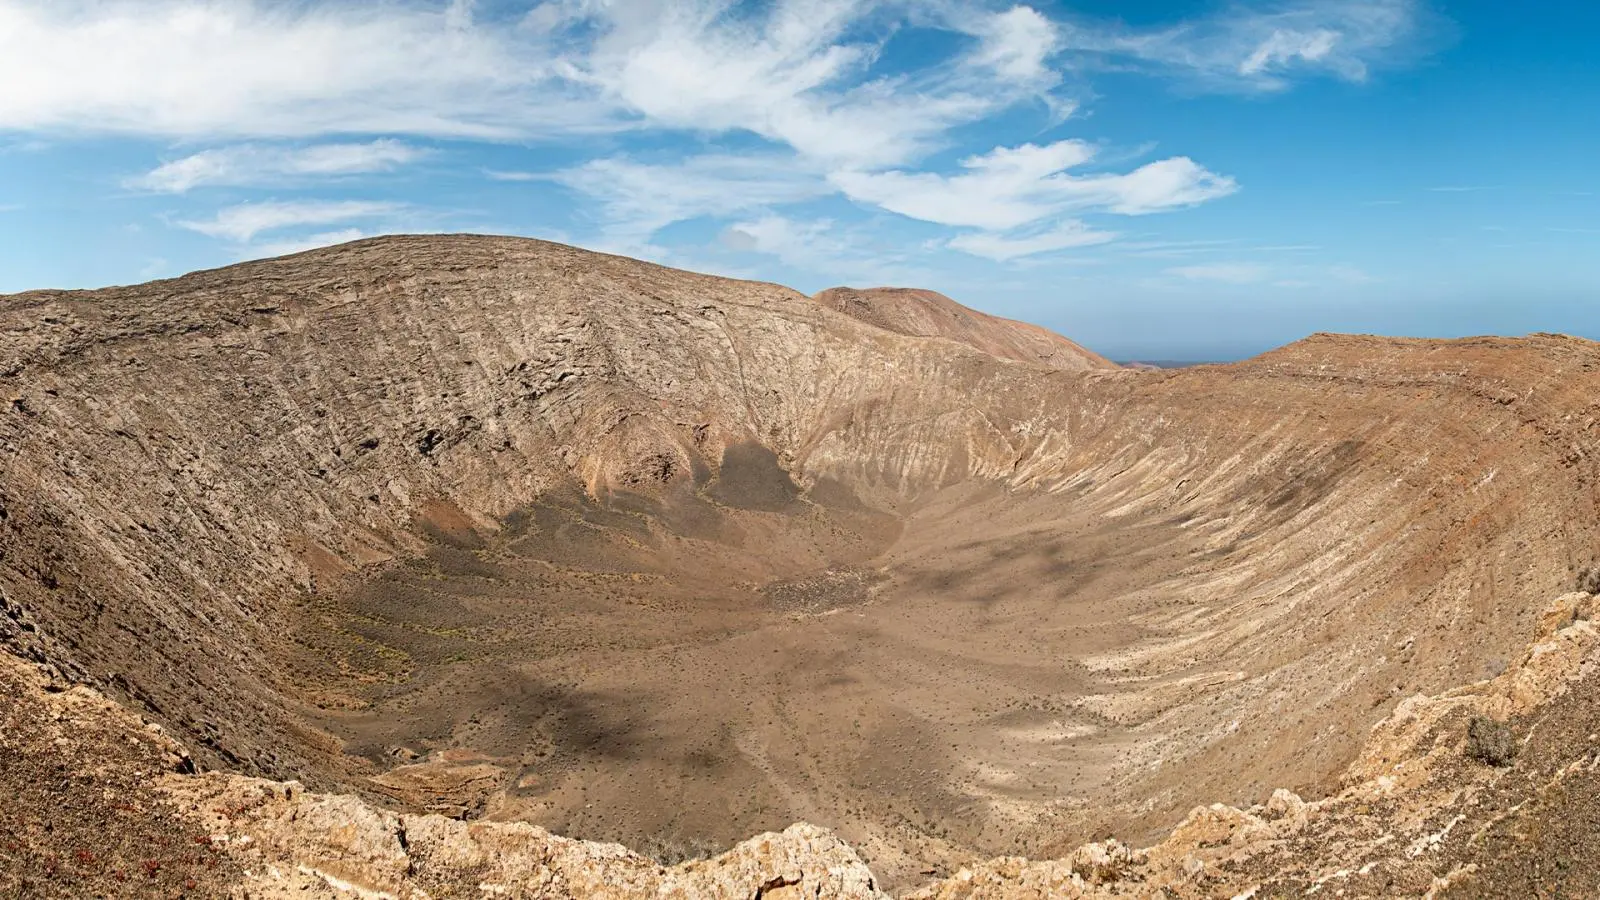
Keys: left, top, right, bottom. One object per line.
{"left": 1056, "top": 0, "right": 1427, "bottom": 91}
{"left": 949, "top": 222, "right": 1116, "bottom": 261}
{"left": 830, "top": 140, "right": 1236, "bottom": 259}
{"left": 130, "top": 140, "right": 427, "bottom": 192}
{"left": 552, "top": 154, "right": 831, "bottom": 250}
{"left": 1170, "top": 262, "right": 1271, "bottom": 283}
{"left": 176, "top": 200, "right": 403, "bottom": 242}
{"left": 0, "top": 0, "right": 611, "bottom": 139}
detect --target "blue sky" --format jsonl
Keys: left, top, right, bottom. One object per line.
{"left": 1, "top": 0, "right": 1595, "bottom": 359}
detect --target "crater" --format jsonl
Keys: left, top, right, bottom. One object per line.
{"left": 4, "top": 235, "right": 1597, "bottom": 892}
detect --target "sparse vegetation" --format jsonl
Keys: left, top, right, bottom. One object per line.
{"left": 637, "top": 833, "right": 725, "bottom": 866}
{"left": 1576, "top": 565, "right": 1600, "bottom": 594}
{"left": 1466, "top": 716, "right": 1519, "bottom": 767}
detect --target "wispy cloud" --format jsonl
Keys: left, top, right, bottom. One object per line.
{"left": 1170, "top": 262, "right": 1272, "bottom": 283}
{"left": 1119, "top": 239, "right": 1321, "bottom": 259}
{"left": 176, "top": 200, "right": 403, "bottom": 242}
{"left": 832, "top": 141, "right": 1236, "bottom": 259}
{"left": 720, "top": 213, "right": 926, "bottom": 284}
{"left": 129, "top": 140, "right": 428, "bottom": 192}
{"left": 1170, "top": 260, "right": 1375, "bottom": 287}
{"left": 1056, "top": 0, "right": 1430, "bottom": 92}
{"left": 722, "top": 214, "right": 848, "bottom": 271}
{"left": 553, "top": 154, "right": 829, "bottom": 251}
{"left": 0, "top": 0, "right": 608, "bottom": 139}
{"left": 963, "top": 5, "right": 1060, "bottom": 84}
{"left": 949, "top": 222, "right": 1116, "bottom": 261}
{"left": 564, "top": 1, "right": 1064, "bottom": 170}
{"left": 483, "top": 170, "right": 541, "bottom": 182}
{"left": 248, "top": 227, "right": 373, "bottom": 259}
{"left": 1119, "top": 238, "right": 1240, "bottom": 258}
{"left": 834, "top": 142, "right": 1237, "bottom": 229}
{"left": 1428, "top": 185, "right": 1497, "bottom": 192}
{"left": 136, "top": 257, "right": 168, "bottom": 279}
{"left": 5, "top": 1, "right": 1441, "bottom": 274}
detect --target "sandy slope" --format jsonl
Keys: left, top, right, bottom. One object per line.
{"left": 3, "top": 234, "right": 1599, "bottom": 894}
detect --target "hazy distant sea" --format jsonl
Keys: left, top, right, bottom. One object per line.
{"left": 1114, "top": 359, "right": 1230, "bottom": 369}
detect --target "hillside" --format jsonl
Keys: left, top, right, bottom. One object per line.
{"left": 811, "top": 286, "right": 1115, "bottom": 370}
{"left": 3, "top": 234, "right": 1598, "bottom": 896}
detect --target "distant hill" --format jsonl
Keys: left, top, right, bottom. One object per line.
{"left": 812, "top": 285, "right": 1115, "bottom": 370}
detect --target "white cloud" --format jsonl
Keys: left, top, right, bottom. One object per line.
{"left": 6, "top": 1, "right": 1433, "bottom": 276}
{"left": 1119, "top": 238, "right": 1240, "bottom": 258}
{"left": 0, "top": 0, "right": 606, "bottom": 138}
{"left": 1100, "top": 157, "right": 1243, "bottom": 214}
{"left": 949, "top": 221, "right": 1115, "bottom": 261}
{"left": 722, "top": 214, "right": 843, "bottom": 270}
{"left": 0, "top": 1, "right": 1080, "bottom": 171}
{"left": 130, "top": 140, "right": 427, "bottom": 192}
{"left": 1057, "top": 0, "right": 1423, "bottom": 91}
{"left": 1170, "top": 262, "right": 1271, "bottom": 283}
{"left": 967, "top": 6, "right": 1059, "bottom": 83}
{"left": 720, "top": 213, "right": 927, "bottom": 283}
{"left": 834, "top": 142, "right": 1236, "bottom": 230}
{"left": 1239, "top": 28, "right": 1340, "bottom": 76}
{"left": 176, "top": 200, "right": 402, "bottom": 242}
{"left": 247, "top": 227, "right": 370, "bottom": 259}
{"left": 565, "top": 0, "right": 1030, "bottom": 169}
{"left": 833, "top": 141, "right": 1092, "bottom": 230}
{"left": 1170, "top": 261, "right": 1378, "bottom": 288}
{"left": 552, "top": 136, "right": 1233, "bottom": 261}
{"left": 826, "top": 141, "right": 1234, "bottom": 262}
{"left": 554, "top": 154, "right": 830, "bottom": 247}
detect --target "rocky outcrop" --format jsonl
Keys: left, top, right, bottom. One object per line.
{"left": 5, "top": 587, "right": 1598, "bottom": 897}
{"left": 177, "top": 777, "right": 885, "bottom": 899}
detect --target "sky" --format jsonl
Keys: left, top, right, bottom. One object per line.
{"left": 1, "top": 1, "right": 1595, "bottom": 360}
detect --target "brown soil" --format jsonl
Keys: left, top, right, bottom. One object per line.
{"left": 281, "top": 478, "right": 1217, "bottom": 881}
{"left": 3, "top": 234, "right": 1600, "bottom": 895}
{"left": 0, "top": 657, "right": 240, "bottom": 898}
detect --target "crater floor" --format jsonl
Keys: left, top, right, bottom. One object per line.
{"left": 288, "top": 473, "right": 1412, "bottom": 885}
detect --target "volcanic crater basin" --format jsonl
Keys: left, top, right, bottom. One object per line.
{"left": 289, "top": 474, "right": 1214, "bottom": 881}
{"left": 4, "top": 235, "right": 1600, "bottom": 891}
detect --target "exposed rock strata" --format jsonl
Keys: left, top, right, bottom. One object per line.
{"left": 810, "top": 286, "right": 1115, "bottom": 370}
{"left": 4, "top": 235, "right": 1600, "bottom": 895}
